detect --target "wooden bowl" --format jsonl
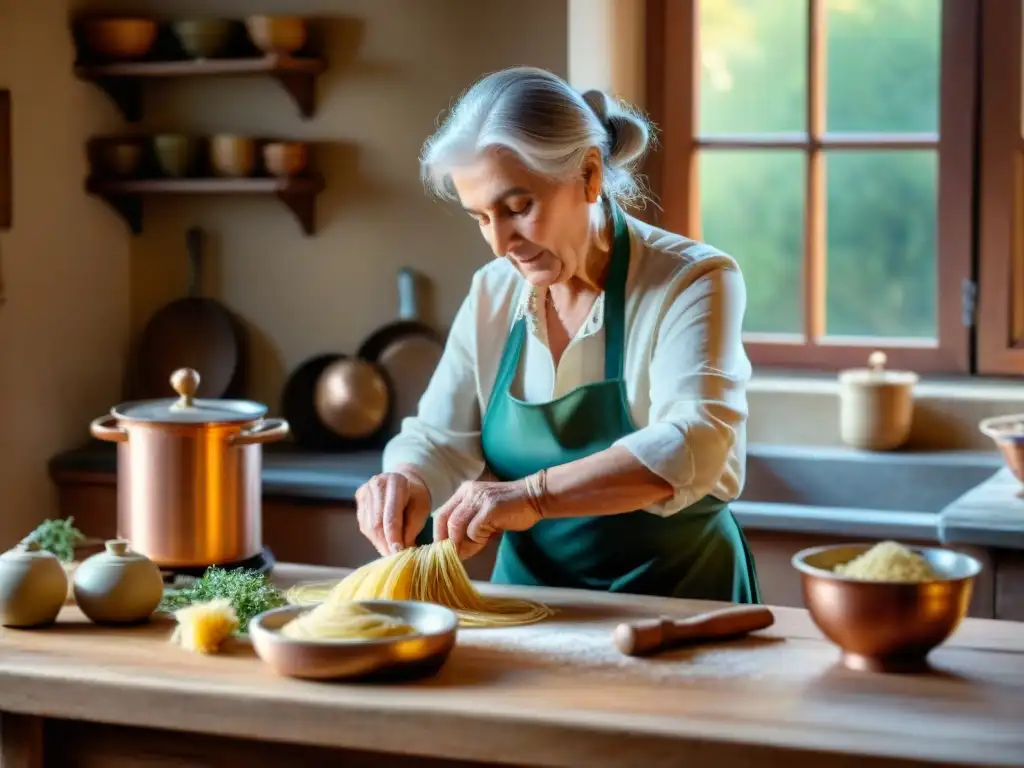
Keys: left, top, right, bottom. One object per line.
{"left": 172, "top": 19, "right": 234, "bottom": 59}
{"left": 249, "top": 601, "right": 458, "bottom": 681}
{"left": 82, "top": 18, "right": 158, "bottom": 61}
{"left": 262, "top": 141, "right": 309, "bottom": 178}
{"left": 153, "top": 134, "right": 200, "bottom": 178}
{"left": 210, "top": 135, "right": 255, "bottom": 178}
{"left": 245, "top": 15, "right": 307, "bottom": 54}
{"left": 792, "top": 543, "right": 981, "bottom": 673}
{"left": 96, "top": 139, "right": 143, "bottom": 178}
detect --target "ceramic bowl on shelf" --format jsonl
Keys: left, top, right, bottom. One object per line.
{"left": 263, "top": 141, "right": 309, "bottom": 177}
{"left": 245, "top": 15, "right": 307, "bottom": 55}
{"left": 172, "top": 19, "right": 235, "bottom": 60}
{"left": 210, "top": 135, "right": 256, "bottom": 177}
{"left": 792, "top": 543, "right": 981, "bottom": 673}
{"left": 96, "top": 139, "right": 144, "bottom": 178}
{"left": 153, "top": 134, "right": 201, "bottom": 178}
{"left": 979, "top": 414, "right": 1024, "bottom": 482}
{"left": 249, "top": 600, "right": 458, "bottom": 681}
{"left": 82, "top": 18, "right": 158, "bottom": 61}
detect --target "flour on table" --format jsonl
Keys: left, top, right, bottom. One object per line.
{"left": 454, "top": 619, "right": 801, "bottom": 683}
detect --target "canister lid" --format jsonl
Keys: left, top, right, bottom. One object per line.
{"left": 111, "top": 368, "right": 269, "bottom": 424}
{"left": 838, "top": 351, "right": 919, "bottom": 387}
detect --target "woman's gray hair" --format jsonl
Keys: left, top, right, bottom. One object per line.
{"left": 420, "top": 67, "right": 654, "bottom": 207}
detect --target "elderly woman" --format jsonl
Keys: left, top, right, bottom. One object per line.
{"left": 355, "top": 67, "right": 759, "bottom": 602}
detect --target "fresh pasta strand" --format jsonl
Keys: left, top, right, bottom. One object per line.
{"left": 286, "top": 539, "right": 554, "bottom": 628}
{"left": 280, "top": 601, "right": 415, "bottom": 641}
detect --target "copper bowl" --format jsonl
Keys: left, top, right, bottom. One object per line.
{"left": 792, "top": 543, "right": 982, "bottom": 673}
{"left": 979, "top": 414, "right": 1024, "bottom": 482}
{"left": 249, "top": 600, "right": 458, "bottom": 681}
{"left": 82, "top": 18, "right": 158, "bottom": 61}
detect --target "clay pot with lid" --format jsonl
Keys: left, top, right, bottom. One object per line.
{"left": 73, "top": 539, "right": 164, "bottom": 624}
{"left": 838, "top": 351, "right": 918, "bottom": 451}
{"left": 0, "top": 539, "right": 69, "bottom": 628}
{"left": 89, "top": 368, "right": 290, "bottom": 569}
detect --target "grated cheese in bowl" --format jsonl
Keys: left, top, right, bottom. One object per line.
{"left": 833, "top": 541, "right": 939, "bottom": 582}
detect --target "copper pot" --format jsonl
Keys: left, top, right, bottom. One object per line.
{"left": 89, "top": 368, "right": 289, "bottom": 569}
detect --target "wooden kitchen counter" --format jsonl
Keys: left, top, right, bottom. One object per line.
{"left": 1, "top": 563, "right": 1022, "bottom": 768}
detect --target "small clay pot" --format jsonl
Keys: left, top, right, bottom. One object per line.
{"left": 153, "top": 134, "right": 200, "bottom": 178}
{"left": 210, "top": 135, "right": 255, "bottom": 178}
{"left": 263, "top": 141, "right": 308, "bottom": 177}
{"left": 0, "top": 539, "right": 69, "bottom": 628}
{"left": 98, "top": 140, "right": 143, "bottom": 178}
{"left": 73, "top": 539, "right": 164, "bottom": 625}
{"left": 245, "top": 15, "right": 307, "bottom": 55}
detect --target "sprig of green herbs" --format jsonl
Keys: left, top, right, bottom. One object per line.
{"left": 28, "top": 517, "right": 86, "bottom": 563}
{"left": 158, "top": 566, "right": 285, "bottom": 634}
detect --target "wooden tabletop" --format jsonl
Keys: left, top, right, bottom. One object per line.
{"left": 1, "top": 562, "right": 1022, "bottom": 767}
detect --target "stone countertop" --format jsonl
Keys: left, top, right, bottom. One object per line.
{"left": 49, "top": 441, "right": 1021, "bottom": 548}
{"left": 937, "top": 467, "right": 1024, "bottom": 549}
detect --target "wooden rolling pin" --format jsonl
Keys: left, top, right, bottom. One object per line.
{"left": 612, "top": 605, "right": 775, "bottom": 657}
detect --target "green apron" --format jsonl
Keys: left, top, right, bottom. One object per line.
{"left": 472, "top": 204, "right": 762, "bottom": 602}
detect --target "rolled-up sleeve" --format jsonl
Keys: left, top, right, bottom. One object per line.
{"left": 613, "top": 260, "right": 751, "bottom": 516}
{"left": 381, "top": 275, "right": 486, "bottom": 508}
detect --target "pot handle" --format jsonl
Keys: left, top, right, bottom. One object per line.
{"left": 90, "top": 415, "right": 128, "bottom": 443}
{"left": 231, "top": 418, "right": 290, "bottom": 446}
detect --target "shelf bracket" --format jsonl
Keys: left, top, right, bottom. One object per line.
{"left": 93, "top": 77, "right": 143, "bottom": 122}
{"left": 276, "top": 188, "right": 317, "bottom": 235}
{"left": 90, "top": 189, "right": 143, "bottom": 234}
{"left": 272, "top": 72, "right": 318, "bottom": 119}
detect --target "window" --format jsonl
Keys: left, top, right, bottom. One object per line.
{"left": 645, "top": 0, "right": 977, "bottom": 373}
{"left": 978, "top": 1, "right": 1024, "bottom": 375}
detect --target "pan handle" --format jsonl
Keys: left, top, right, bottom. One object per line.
{"left": 90, "top": 415, "right": 128, "bottom": 443}
{"left": 231, "top": 418, "right": 290, "bottom": 446}
{"left": 396, "top": 267, "right": 421, "bottom": 322}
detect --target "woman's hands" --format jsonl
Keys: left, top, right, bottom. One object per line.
{"left": 355, "top": 471, "right": 433, "bottom": 556}
{"left": 433, "top": 479, "right": 543, "bottom": 559}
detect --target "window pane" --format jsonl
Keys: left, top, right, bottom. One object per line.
{"left": 825, "top": 150, "right": 937, "bottom": 338}
{"left": 698, "top": 0, "right": 807, "bottom": 135}
{"left": 699, "top": 150, "right": 805, "bottom": 335}
{"left": 826, "top": 0, "right": 941, "bottom": 133}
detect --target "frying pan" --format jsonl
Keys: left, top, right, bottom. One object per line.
{"left": 357, "top": 267, "right": 445, "bottom": 435}
{"left": 314, "top": 356, "right": 392, "bottom": 444}
{"left": 281, "top": 353, "right": 348, "bottom": 451}
{"left": 132, "top": 227, "right": 245, "bottom": 399}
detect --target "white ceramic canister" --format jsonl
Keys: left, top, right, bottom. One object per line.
{"left": 838, "top": 351, "right": 918, "bottom": 451}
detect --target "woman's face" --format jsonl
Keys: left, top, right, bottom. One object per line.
{"left": 449, "top": 148, "right": 603, "bottom": 288}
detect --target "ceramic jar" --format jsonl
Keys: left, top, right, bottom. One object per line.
{"left": 73, "top": 539, "right": 164, "bottom": 624}
{"left": 0, "top": 539, "right": 69, "bottom": 628}
{"left": 838, "top": 351, "right": 918, "bottom": 451}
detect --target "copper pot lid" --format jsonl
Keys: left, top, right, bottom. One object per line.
{"left": 112, "top": 368, "right": 268, "bottom": 424}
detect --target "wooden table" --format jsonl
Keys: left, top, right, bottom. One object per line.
{"left": 1, "top": 563, "right": 1022, "bottom": 768}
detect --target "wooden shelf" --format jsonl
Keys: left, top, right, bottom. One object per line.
{"left": 74, "top": 53, "right": 327, "bottom": 121}
{"left": 85, "top": 176, "right": 326, "bottom": 235}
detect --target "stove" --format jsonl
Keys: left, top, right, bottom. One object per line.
{"left": 159, "top": 547, "right": 276, "bottom": 583}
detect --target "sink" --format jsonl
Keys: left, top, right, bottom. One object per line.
{"left": 732, "top": 445, "right": 1004, "bottom": 540}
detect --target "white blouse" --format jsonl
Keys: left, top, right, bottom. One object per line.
{"left": 381, "top": 213, "right": 752, "bottom": 517}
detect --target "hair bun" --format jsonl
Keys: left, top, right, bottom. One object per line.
{"left": 581, "top": 89, "right": 610, "bottom": 123}
{"left": 581, "top": 88, "right": 651, "bottom": 170}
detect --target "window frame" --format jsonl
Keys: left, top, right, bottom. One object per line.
{"left": 643, "top": 0, "right": 978, "bottom": 374}
{"left": 977, "top": 0, "right": 1024, "bottom": 376}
